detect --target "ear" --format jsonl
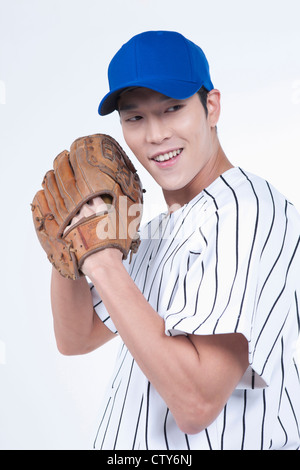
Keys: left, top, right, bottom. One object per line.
{"left": 207, "top": 89, "right": 221, "bottom": 128}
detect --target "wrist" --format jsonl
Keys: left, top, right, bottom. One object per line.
{"left": 81, "top": 247, "right": 124, "bottom": 281}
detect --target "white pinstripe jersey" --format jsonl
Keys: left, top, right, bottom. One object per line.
{"left": 92, "top": 167, "right": 300, "bottom": 450}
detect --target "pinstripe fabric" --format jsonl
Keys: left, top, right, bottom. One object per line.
{"left": 92, "top": 167, "right": 300, "bottom": 450}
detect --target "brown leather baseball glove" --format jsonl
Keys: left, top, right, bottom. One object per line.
{"left": 31, "top": 134, "right": 144, "bottom": 280}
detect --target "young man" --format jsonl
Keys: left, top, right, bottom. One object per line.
{"left": 51, "top": 31, "right": 300, "bottom": 449}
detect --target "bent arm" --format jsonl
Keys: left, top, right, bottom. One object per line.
{"left": 50, "top": 197, "right": 116, "bottom": 355}
{"left": 51, "top": 268, "right": 115, "bottom": 355}
{"left": 85, "top": 250, "right": 249, "bottom": 435}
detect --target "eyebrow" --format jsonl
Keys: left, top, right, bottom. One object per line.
{"left": 118, "top": 103, "right": 139, "bottom": 112}
{"left": 118, "top": 94, "right": 174, "bottom": 112}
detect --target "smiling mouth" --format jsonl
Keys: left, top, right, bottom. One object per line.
{"left": 152, "top": 148, "right": 183, "bottom": 163}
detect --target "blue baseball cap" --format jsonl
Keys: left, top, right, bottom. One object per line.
{"left": 98, "top": 30, "right": 214, "bottom": 116}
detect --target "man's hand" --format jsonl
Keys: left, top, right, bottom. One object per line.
{"left": 31, "top": 134, "right": 144, "bottom": 280}
{"left": 66, "top": 196, "right": 123, "bottom": 277}
{"left": 65, "top": 196, "right": 108, "bottom": 228}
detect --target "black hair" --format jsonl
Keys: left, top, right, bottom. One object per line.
{"left": 197, "top": 86, "right": 209, "bottom": 117}
{"left": 117, "top": 85, "right": 210, "bottom": 117}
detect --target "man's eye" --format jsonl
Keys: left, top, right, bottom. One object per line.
{"left": 166, "top": 105, "right": 182, "bottom": 113}
{"left": 127, "top": 115, "right": 142, "bottom": 122}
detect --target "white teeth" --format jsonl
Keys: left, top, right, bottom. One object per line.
{"left": 154, "top": 149, "right": 181, "bottom": 162}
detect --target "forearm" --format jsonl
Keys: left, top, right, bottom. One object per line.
{"left": 50, "top": 268, "right": 114, "bottom": 354}
{"left": 87, "top": 259, "right": 205, "bottom": 433}
{"left": 87, "top": 253, "right": 248, "bottom": 434}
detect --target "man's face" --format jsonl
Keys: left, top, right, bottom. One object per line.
{"left": 119, "top": 88, "right": 219, "bottom": 195}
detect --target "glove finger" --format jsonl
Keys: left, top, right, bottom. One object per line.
{"left": 53, "top": 150, "right": 84, "bottom": 212}
{"left": 32, "top": 190, "right": 77, "bottom": 279}
{"left": 32, "top": 190, "right": 50, "bottom": 232}
{"left": 42, "top": 169, "right": 68, "bottom": 226}
{"left": 70, "top": 134, "right": 117, "bottom": 197}
{"left": 69, "top": 137, "right": 98, "bottom": 196}
{"left": 31, "top": 189, "right": 59, "bottom": 237}
{"left": 71, "top": 134, "right": 142, "bottom": 203}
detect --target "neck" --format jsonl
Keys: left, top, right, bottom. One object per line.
{"left": 163, "top": 144, "right": 233, "bottom": 212}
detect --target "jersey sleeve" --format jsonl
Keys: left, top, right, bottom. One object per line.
{"left": 160, "top": 179, "right": 300, "bottom": 390}
{"left": 90, "top": 284, "right": 118, "bottom": 334}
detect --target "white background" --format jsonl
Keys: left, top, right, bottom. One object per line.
{"left": 0, "top": 0, "right": 299, "bottom": 450}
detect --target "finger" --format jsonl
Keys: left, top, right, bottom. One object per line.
{"left": 42, "top": 169, "right": 68, "bottom": 225}
{"left": 63, "top": 197, "right": 109, "bottom": 235}
{"left": 69, "top": 135, "right": 119, "bottom": 195}
{"left": 53, "top": 150, "right": 84, "bottom": 211}
{"left": 88, "top": 196, "right": 108, "bottom": 214}
{"left": 63, "top": 203, "right": 93, "bottom": 234}
{"left": 31, "top": 190, "right": 59, "bottom": 235}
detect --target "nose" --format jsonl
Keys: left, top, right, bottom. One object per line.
{"left": 145, "top": 117, "right": 172, "bottom": 144}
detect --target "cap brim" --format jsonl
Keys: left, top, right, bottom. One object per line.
{"left": 98, "top": 79, "right": 213, "bottom": 116}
